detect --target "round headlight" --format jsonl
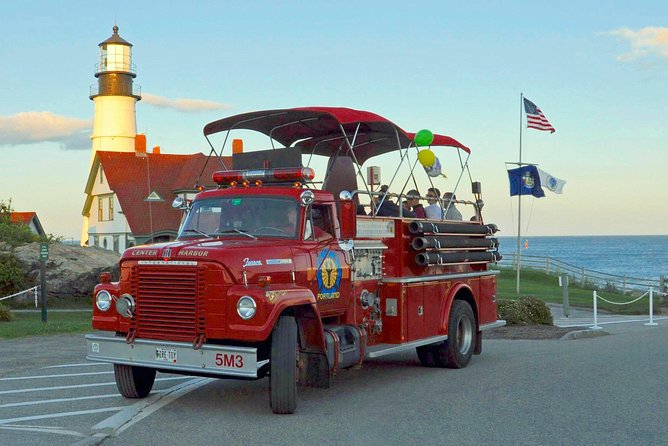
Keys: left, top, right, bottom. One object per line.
{"left": 116, "top": 293, "right": 136, "bottom": 318}
{"left": 237, "top": 296, "right": 257, "bottom": 320}
{"left": 96, "top": 290, "right": 112, "bottom": 312}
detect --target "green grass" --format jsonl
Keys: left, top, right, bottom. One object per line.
{"left": 0, "top": 268, "right": 660, "bottom": 338}
{"left": 0, "top": 310, "right": 92, "bottom": 339}
{"left": 496, "top": 267, "right": 658, "bottom": 315}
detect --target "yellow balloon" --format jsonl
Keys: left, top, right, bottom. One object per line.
{"left": 417, "top": 149, "right": 436, "bottom": 167}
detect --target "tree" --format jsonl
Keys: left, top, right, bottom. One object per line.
{"left": 0, "top": 199, "right": 39, "bottom": 248}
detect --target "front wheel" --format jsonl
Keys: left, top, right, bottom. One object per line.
{"left": 114, "top": 364, "right": 156, "bottom": 398}
{"left": 270, "top": 315, "right": 299, "bottom": 414}
{"left": 416, "top": 300, "right": 476, "bottom": 369}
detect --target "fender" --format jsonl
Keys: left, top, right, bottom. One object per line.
{"left": 438, "top": 282, "right": 477, "bottom": 334}
{"left": 226, "top": 284, "right": 319, "bottom": 341}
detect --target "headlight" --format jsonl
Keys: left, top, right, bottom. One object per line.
{"left": 116, "top": 293, "right": 136, "bottom": 318}
{"left": 237, "top": 296, "right": 257, "bottom": 320}
{"left": 96, "top": 290, "right": 112, "bottom": 312}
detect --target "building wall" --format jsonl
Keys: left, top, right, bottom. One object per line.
{"left": 88, "top": 166, "right": 134, "bottom": 253}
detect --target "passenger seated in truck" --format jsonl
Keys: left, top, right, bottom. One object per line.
{"left": 406, "top": 189, "right": 426, "bottom": 218}
{"left": 443, "top": 192, "right": 463, "bottom": 221}
{"left": 374, "top": 185, "right": 416, "bottom": 218}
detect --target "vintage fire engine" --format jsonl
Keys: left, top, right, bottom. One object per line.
{"left": 86, "top": 107, "right": 504, "bottom": 414}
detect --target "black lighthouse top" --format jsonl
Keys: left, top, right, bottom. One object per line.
{"left": 99, "top": 25, "right": 132, "bottom": 47}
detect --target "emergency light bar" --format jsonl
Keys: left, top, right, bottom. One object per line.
{"left": 213, "top": 167, "right": 315, "bottom": 186}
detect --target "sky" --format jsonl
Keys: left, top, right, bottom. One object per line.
{"left": 1, "top": 0, "right": 667, "bottom": 240}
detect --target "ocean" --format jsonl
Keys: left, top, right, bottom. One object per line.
{"left": 497, "top": 235, "right": 668, "bottom": 281}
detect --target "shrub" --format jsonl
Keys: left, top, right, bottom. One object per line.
{"left": 0, "top": 303, "right": 14, "bottom": 322}
{"left": 0, "top": 254, "right": 25, "bottom": 296}
{"left": 498, "top": 296, "right": 553, "bottom": 326}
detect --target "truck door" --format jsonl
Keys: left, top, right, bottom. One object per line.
{"left": 307, "top": 204, "right": 351, "bottom": 317}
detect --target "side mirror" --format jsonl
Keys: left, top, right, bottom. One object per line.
{"left": 339, "top": 196, "right": 356, "bottom": 240}
{"left": 172, "top": 197, "right": 191, "bottom": 211}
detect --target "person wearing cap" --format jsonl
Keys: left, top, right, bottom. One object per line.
{"left": 424, "top": 187, "right": 442, "bottom": 219}
{"left": 406, "top": 189, "right": 426, "bottom": 218}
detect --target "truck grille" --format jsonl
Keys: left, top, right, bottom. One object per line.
{"left": 132, "top": 266, "right": 205, "bottom": 342}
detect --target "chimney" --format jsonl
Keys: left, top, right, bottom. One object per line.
{"left": 152, "top": 146, "right": 161, "bottom": 154}
{"left": 135, "top": 134, "right": 147, "bottom": 157}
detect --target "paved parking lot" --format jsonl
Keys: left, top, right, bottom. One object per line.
{"left": 0, "top": 334, "right": 205, "bottom": 446}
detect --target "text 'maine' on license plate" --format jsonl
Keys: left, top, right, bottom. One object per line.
{"left": 155, "top": 347, "right": 177, "bottom": 363}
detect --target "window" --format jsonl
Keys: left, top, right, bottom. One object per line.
{"left": 113, "top": 235, "right": 119, "bottom": 253}
{"left": 99, "top": 166, "right": 104, "bottom": 184}
{"left": 179, "top": 197, "right": 300, "bottom": 239}
{"left": 307, "top": 205, "right": 334, "bottom": 240}
{"left": 98, "top": 194, "right": 114, "bottom": 222}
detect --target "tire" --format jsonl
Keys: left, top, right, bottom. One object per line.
{"left": 114, "top": 364, "right": 156, "bottom": 398}
{"left": 270, "top": 315, "right": 298, "bottom": 414}
{"left": 443, "top": 300, "right": 476, "bottom": 368}
{"left": 415, "top": 300, "right": 476, "bottom": 369}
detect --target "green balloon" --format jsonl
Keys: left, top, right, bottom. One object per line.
{"left": 415, "top": 129, "right": 434, "bottom": 147}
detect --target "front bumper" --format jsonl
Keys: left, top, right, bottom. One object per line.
{"left": 85, "top": 334, "right": 268, "bottom": 379}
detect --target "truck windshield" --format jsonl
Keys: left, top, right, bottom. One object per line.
{"left": 178, "top": 197, "right": 300, "bottom": 240}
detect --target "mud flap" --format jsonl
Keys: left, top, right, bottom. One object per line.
{"left": 474, "top": 330, "right": 482, "bottom": 355}
{"left": 299, "top": 351, "right": 331, "bottom": 388}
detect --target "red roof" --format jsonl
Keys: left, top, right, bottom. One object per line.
{"left": 93, "top": 151, "right": 229, "bottom": 237}
{"left": 8, "top": 212, "right": 45, "bottom": 235}
{"left": 9, "top": 212, "right": 36, "bottom": 225}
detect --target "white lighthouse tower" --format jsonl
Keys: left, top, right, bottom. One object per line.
{"left": 89, "top": 25, "right": 141, "bottom": 160}
{"left": 82, "top": 25, "right": 141, "bottom": 245}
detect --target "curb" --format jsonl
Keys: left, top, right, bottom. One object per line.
{"left": 559, "top": 329, "right": 609, "bottom": 341}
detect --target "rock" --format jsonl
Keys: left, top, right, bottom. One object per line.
{"left": 13, "top": 242, "right": 120, "bottom": 300}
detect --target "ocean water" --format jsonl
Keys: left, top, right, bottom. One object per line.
{"left": 497, "top": 236, "right": 668, "bottom": 280}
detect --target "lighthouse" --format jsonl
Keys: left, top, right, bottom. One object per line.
{"left": 82, "top": 25, "right": 142, "bottom": 246}
{"left": 89, "top": 25, "right": 141, "bottom": 161}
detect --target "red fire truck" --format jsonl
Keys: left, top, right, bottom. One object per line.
{"left": 86, "top": 107, "right": 504, "bottom": 414}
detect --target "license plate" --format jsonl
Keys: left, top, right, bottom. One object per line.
{"left": 155, "top": 347, "right": 177, "bottom": 363}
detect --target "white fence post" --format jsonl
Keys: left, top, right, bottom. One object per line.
{"left": 645, "top": 287, "right": 658, "bottom": 326}
{"left": 591, "top": 290, "right": 602, "bottom": 330}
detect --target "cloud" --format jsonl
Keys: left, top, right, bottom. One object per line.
{"left": 142, "top": 93, "right": 231, "bottom": 112}
{"left": 606, "top": 26, "right": 668, "bottom": 62}
{"left": 0, "top": 112, "right": 91, "bottom": 150}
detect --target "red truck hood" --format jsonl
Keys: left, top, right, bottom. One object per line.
{"left": 122, "top": 238, "right": 299, "bottom": 280}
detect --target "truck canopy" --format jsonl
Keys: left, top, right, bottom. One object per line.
{"left": 203, "top": 107, "right": 469, "bottom": 165}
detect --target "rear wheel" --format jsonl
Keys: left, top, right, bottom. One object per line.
{"left": 416, "top": 300, "right": 476, "bottom": 369}
{"left": 270, "top": 315, "right": 298, "bottom": 414}
{"left": 114, "top": 364, "right": 156, "bottom": 398}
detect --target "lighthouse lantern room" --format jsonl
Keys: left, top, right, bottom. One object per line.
{"left": 89, "top": 25, "right": 141, "bottom": 158}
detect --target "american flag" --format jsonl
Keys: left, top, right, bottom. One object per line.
{"left": 523, "top": 97, "right": 555, "bottom": 133}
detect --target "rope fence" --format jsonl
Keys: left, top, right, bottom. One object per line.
{"left": 0, "top": 286, "right": 40, "bottom": 308}
{"left": 591, "top": 288, "right": 658, "bottom": 329}
{"left": 500, "top": 252, "right": 666, "bottom": 296}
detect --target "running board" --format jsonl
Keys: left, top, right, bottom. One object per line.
{"left": 365, "top": 335, "right": 448, "bottom": 359}
{"left": 364, "top": 320, "right": 505, "bottom": 360}
{"left": 480, "top": 320, "right": 506, "bottom": 331}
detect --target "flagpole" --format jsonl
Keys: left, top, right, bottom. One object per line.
{"left": 516, "top": 93, "right": 523, "bottom": 294}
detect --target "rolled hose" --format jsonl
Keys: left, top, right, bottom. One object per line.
{"left": 412, "top": 236, "right": 499, "bottom": 251}
{"left": 408, "top": 221, "right": 499, "bottom": 235}
{"left": 415, "top": 251, "right": 502, "bottom": 266}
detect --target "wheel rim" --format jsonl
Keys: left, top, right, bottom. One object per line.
{"left": 457, "top": 315, "right": 473, "bottom": 355}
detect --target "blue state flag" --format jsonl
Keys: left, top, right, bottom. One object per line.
{"left": 507, "top": 165, "right": 545, "bottom": 198}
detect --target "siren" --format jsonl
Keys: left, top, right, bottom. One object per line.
{"left": 213, "top": 167, "right": 315, "bottom": 186}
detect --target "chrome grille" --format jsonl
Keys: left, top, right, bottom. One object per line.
{"left": 134, "top": 266, "right": 202, "bottom": 342}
